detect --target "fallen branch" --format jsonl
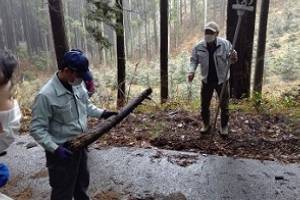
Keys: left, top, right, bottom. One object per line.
{"left": 67, "top": 87, "right": 152, "bottom": 151}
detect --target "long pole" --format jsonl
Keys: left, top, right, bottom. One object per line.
{"left": 212, "top": 1, "right": 254, "bottom": 131}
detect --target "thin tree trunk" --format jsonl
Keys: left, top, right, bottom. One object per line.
{"left": 116, "top": 0, "right": 126, "bottom": 108}
{"left": 138, "top": 23, "right": 142, "bottom": 59}
{"left": 180, "top": 0, "right": 183, "bottom": 25}
{"left": 203, "top": 0, "right": 207, "bottom": 26}
{"left": 160, "top": 0, "right": 169, "bottom": 103}
{"left": 128, "top": 0, "right": 133, "bottom": 60}
{"left": 0, "top": 23, "right": 5, "bottom": 49}
{"left": 253, "top": 0, "right": 270, "bottom": 95}
{"left": 152, "top": 4, "right": 159, "bottom": 53}
{"left": 143, "top": 0, "right": 150, "bottom": 59}
{"left": 100, "top": 22, "right": 107, "bottom": 65}
{"left": 48, "top": 0, "right": 69, "bottom": 69}
{"left": 220, "top": 0, "right": 226, "bottom": 31}
{"left": 190, "top": 0, "right": 194, "bottom": 25}
{"left": 3, "top": 0, "right": 17, "bottom": 51}
{"left": 64, "top": 1, "right": 72, "bottom": 46}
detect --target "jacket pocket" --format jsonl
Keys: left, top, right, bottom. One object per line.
{"left": 197, "top": 51, "right": 208, "bottom": 66}
{"left": 75, "top": 94, "right": 87, "bottom": 116}
{"left": 216, "top": 53, "right": 228, "bottom": 68}
{"left": 52, "top": 103, "right": 75, "bottom": 123}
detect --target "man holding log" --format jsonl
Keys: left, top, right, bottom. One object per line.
{"left": 30, "top": 49, "right": 117, "bottom": 200}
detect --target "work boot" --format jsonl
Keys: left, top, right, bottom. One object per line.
{"left": 220, "top": 125, "right": 229, "bottom": 136}
{"left": 200, "top": 124, "right": 211, "bottom": 134}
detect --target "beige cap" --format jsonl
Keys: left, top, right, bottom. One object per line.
{"left": 204, "top": 21, "right": 220, "bottom": 33}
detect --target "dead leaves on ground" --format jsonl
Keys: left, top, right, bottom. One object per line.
{"left": 94, "top": 110, "right": 300, "bottom": 163}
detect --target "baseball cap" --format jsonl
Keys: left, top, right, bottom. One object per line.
{"left": 63, "top": 49, "right": 92, "bottom": 81}
{"left": 204, "top": 21, "right": 220, "bottom": 33}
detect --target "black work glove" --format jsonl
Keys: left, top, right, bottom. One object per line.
{"left": 0, "top": 151, "right": 7, "bottom": 157}
{"left": 101, "top": 110, "right": 118, "bottom": 119}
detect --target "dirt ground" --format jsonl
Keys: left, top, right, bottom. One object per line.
{"left": 93, "top": 110, "right": 300, "bottom": 164}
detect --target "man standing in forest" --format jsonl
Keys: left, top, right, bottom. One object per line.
{"left": 188, "top": 21, "right": 238, "bottom": 136}
{"left": 30, "top": 49, "right": 117, "bottom": 200}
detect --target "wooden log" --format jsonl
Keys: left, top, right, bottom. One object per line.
{"left": 66, "top": 87, "right": 152, "bottom": 151}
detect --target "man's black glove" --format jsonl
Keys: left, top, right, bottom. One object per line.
{"left": 101, "top": 110, "right": 118, "bottom": 119}
{"left": 0, "top": 151, "right": 7, "bottom": 157}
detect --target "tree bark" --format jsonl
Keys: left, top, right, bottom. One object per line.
{"left": 143, "top": 0, "right": 150, "bottom": 60}
{"left": 203, "top": 0, "right": 207, "bottom": 27}
{"left": 48, "top": 0, "right": 69, "bottom": 69}
{"left": 227, "top": 0, "right": 257, "bottom": 99}
{"left": 253, "top": 0, "right": 270, "bottom": 95}
{"left": 116, "top": 0, "right": 126, "bottom": 108}
{"left": 152, "top": 3, "right": 159, "bottom": 53}
{"left": 67, "top": 88, "right": 153, "bottom": 151}
{"left": 160, "top": 0, "right": 169, "bottom": 103}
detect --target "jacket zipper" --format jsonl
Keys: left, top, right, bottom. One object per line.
{"left": 73, "top": 93, "right": 84, "bottom": 133}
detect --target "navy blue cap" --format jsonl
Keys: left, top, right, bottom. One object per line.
{"left": 63, "top": 49, "right": 92, "bottom": 81}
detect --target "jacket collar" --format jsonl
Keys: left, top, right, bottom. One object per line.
{"left": 52, "top": 73, "right": 73, "bottom": 97}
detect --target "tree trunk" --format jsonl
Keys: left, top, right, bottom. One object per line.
{"left": 0, "top": 23, "right": 5, "bottom": 49}
{"left": 143, "top": 0, "right": 150, "bottom": 60}
{"left": 64, "top": 0, "right": 72, "bottom": 46}
{"left": 100, "top": 22, "right": 107, "bottom": 65}
{"left": 116, "top": 0, "right": 126, "bottom": 108}
{"left": 152, "top": 3, "right": 159, "bottom": 53}
{"left": 67, "top": 88, "right": 152, "bottom": 151}
{"left": 48, "top": 0, "right": 69, "bottom": 69}
{"left": 160, "top": 0, "right": 169, "bottom": 103}
{"left": 138, "top": 22, "right": 142, "bottom": 59}
{"left": 227, "top": 0, "right": 257, "bottom": 99}
{"left": 203, "top": 0, "right": 207, "bottom": 27}
{"left": 253, "top": 0, "right": 270, "bottom": 95}
{"left": 180, "top": 0, "right": 183, "bottom": 25}
{"left": 128, "top": 0, "right": 134, "bottom": 60}
{"left": 2, "top": 0, "right": 17, "bottom": 51}
{"left": 190, "top": 0, "right": 195, "bottom": 25}
{"left": 220, "top": 0, "right": 226, "bottom": 31}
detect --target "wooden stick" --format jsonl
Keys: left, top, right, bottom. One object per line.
{"left": 67, "top": 88, "right": 152, "bottom": 151}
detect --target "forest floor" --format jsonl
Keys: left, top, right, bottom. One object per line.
{"left": 93, "top": 108, "right": 300, "bottom": 164}
{"left": 2, "top": 85, "right": 299, "bottom": 199}
{"left": 89, "top": 84, "right": 300, "bottom": 164}
{"left": 19, "top": 84, "right": 300, "bottom": 164}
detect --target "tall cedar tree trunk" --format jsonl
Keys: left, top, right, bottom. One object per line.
{"left": 226, "top": 0, "right": 257, "bottom": 99}
{"left": 116, "top": 0, "right": 126, "bottom": 108}
{"left": 0, "top": 22, "right": 5, "bottom": 49}
{"left": 152, "top": 3, "right": 159, "bottom": 53}
{"left": 128, "top": 0, "right": 134, "bottom": 59}
{"left": 2, "top": 0, "right": 16, "bottom": 51}
{"left": 48, "top": 0, "right": 69, "bottom": 69}
{"left": 160, "top": 0, "right": 169, "bottom": 103}
{"left": 253, "top": 0, "right": 270, "bottom": 95}
{"left": 143, "top": 0, "right": 150, "bottom": 60}
{"left": 123, "top": 0, "right": 130, "bottom": 60}
{"left": 220, "top": 0, "right": 226, "bottom": 30}
{"left": 203, "top": 0, "right": 207, "bottom": 26}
